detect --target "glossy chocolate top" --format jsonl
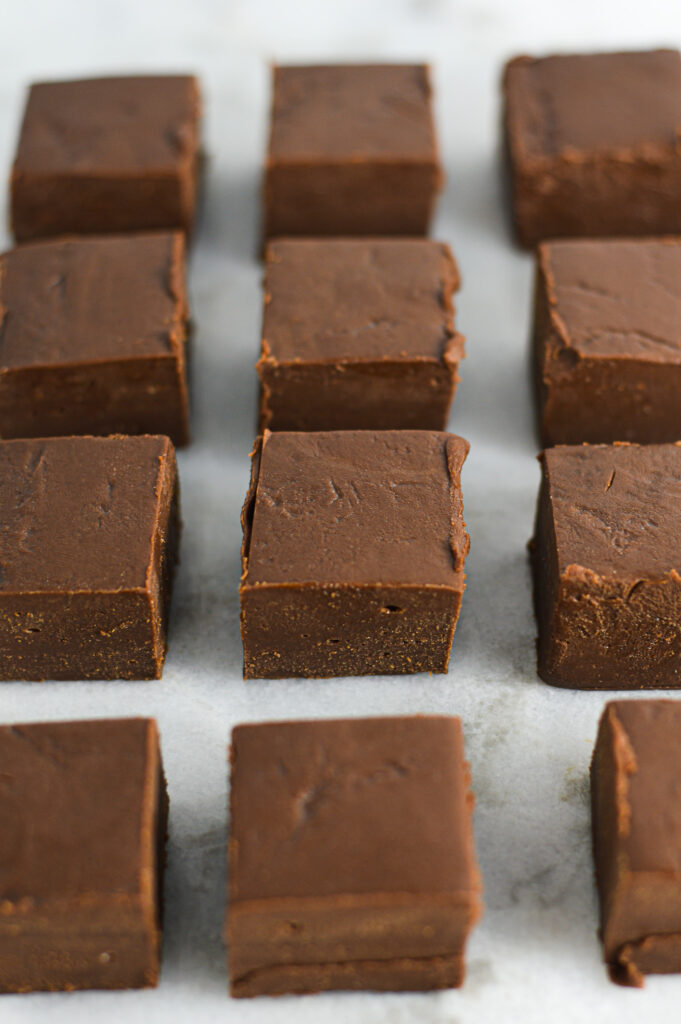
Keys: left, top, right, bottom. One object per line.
{"left": 539, "top": 238, "right": 681, "bottom": 364}
{"left": 242, "top": 430, "right": 469, "bottom": 588}
{"left": 14, "top": 75, "right": 200, "bottom": 175}
{"left": 269, "top": 64, "right": 437, "bottom": 161}
{"left": 0, "top": 718, "right": 159, "bottom": 906}
{"left": 0, "top": 435, "right": 175, "bottom": 593}
{"left": 505, "top": 50, "right": 681, "bottom": 160}
{"left": 542, "top": 443, "right": 681, "bottom": 580}
{"left": 230, "top": 715, "right": 479, "bottom": 902}
{"left": 261, "top": 238, "right": 461, "bottom": 364}
{"left": 0, "top": 232, "right": 186, "bottom": 367}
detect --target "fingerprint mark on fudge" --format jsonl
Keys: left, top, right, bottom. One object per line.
{"left": 291, "top": 760, "right": 411, "bottom": 831}
{"left": 95, "top": 478, "right": 116, "bottom": 529}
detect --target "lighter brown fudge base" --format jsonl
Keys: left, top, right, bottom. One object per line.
{"left": 11, "top": 167, "right": 198, "bottom": 244}
{"left": 232, "top": 951, "right": 465, "bottom": 997}
{"left": 241, "top": 584, "right": 462, "bottom": 679}
{"left": 264, "top": 162, "right": 439, "bottom": 240}
{"left": 257, "top": 360, "right": 458, "bottom": 433}
{"left": 508, "top": 152, "right": 681, "bottom": 249}
{"left": 0, "top": 753, "right": 167, "bottom": 993}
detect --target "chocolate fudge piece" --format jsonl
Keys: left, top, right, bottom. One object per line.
{"left": 591, "top": 700, "right": 681, "bottom": 986}
{"left": 0, "top": 233, "right": 190, "bottom": 445}
{"left": 258, "top": 239, "right": 464, "bottom": 432}
{"left": 533, "top": 238, "right": 681, "bottom": 446}
{"left": 531, "top": 443, "right": 681, "bottom": 688}
{"left": 11, "top": 75, "right": 201, "bottom": 242}
{"left": 240, "top": 429, "right": 469, "bottom": 679}
{"left": 0, "top": 717, "right": 166, "bottom": 992}
{"left": 227, "top": 715, "right": 482, "bottom": 996}
{"left": 0, "top": 434, "right": 179, "bottom": 680}
{"left": 503, "top": 50, "right": 681, "bottom": 247}
{"left": 264, "top": 64, "right": 442, "bottom": 240}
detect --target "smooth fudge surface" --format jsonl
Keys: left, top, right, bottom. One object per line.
{"left": 0, "top": 717, "right": 167, "bottom": 992}
{"left": 240, "top": 429, "right": 469, "bottom": 679}
{"left": 11, "top": 76, "right": 201, "bottom": 242}
{"left": 264, "top": 64, "right": 441, "bottom": 239}
{"left": 504, "top": 50, "right": 681, "bottom": 247}
{"left": 591, "top": 700, "right": 681, "bottom": 986}
{"left": 227, "top": 715, "right": 482, "bottom": 996}
{"left": 534, "top": 238, "right": 681, "bottom": 446}
{"left": 532, "top": 443, "right": 681, "bottom": 688}
{"left": 258, "top": 239, "right": 463, "bottom": 431}
{"left": 0, "top": 232, "right": 190, "bottom": 444}
{"left": 0, "top": 434, "right": 179, "bottom": 680}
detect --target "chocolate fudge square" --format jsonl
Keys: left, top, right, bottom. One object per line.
{"left": 240, "top": 430, "right": 469, "bottom": 679}
{"left": 0, "top": 717, "right": 166, "bottom": 992}
{"left": 533, "top": 238, "right": 681, "bottom": 446}
{"left": 258, "top": 239, "right": 464, "bottom": 432}
{"left": 0, "top": 233, "right": 190, "bottom": 445}
{"left": 591, "top": 700, "right": 681, "bottom": 986}
{"left": 227, "top": 715, "right": 482, "bottom": 996}
{"left": 264, "top": 64, "right": 442, "bottom": 240}
{"left": 0, "top": 435, "right": 179, "bottom": 680}
{"left": 503, "top": 50, "right": 681, "bottom": 247}
{"left": 11, "top": 75, "right": 201, "bottom": 242}
{"left": 532, "top": 443, "right": 681, "bottom": 688}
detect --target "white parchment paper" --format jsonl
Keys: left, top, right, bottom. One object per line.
{"left": 1, "top": 1, "right": 681, "bottom": 1021}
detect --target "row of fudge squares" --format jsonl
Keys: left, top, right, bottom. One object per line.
{"left": 0, "top": 234, "right": 461, "bottom": 444}
{"left": 1, "top": 705, "right": 677, "bottom": 996}
{"left": 4, "top": 429, "right": 681, "bottom": 688}
{"left": 9, "top": 65, "right": 438, "bottom": 245}
{"left": 265, "top": 51, "right": 681, "bottom": 247}
{"left": 0, "top": 429, "right": 467, "bottom": 683}
{"left": 242, "top": 430, "right": 681, "bottom": 689}
{"left": 10, "top": 51, "right": 681, "bottom": 250}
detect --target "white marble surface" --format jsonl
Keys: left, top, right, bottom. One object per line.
{"left": 2, "top": 0, "right": 681, "bottom": 1021}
